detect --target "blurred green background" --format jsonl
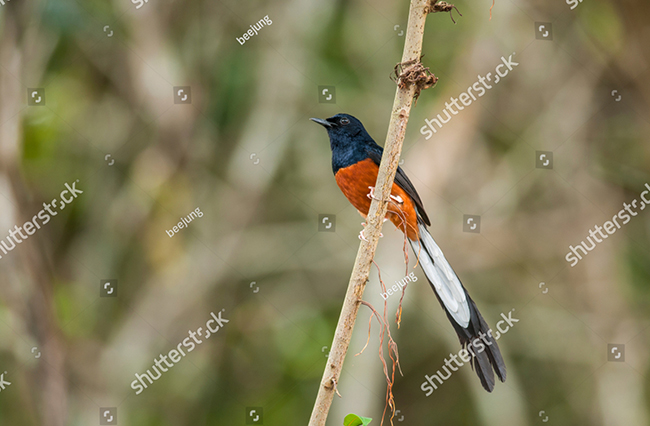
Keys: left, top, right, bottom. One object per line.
{"left": 1, "top": 0, "right": 650, "bottom": 425}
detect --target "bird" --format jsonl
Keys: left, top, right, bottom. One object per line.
{"left": 310, "top": 113, "right": 506, "bottom": 392}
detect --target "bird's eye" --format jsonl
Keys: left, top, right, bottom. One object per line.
{"left": 340, "top": 117, "right": 350, "bottom": 125}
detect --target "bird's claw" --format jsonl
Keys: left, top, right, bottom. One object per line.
{"left": 367, "top": 186, "right": 382, "bottom": 201}
{"left": 367, "top": 186, "right": 375, "bottom": 200}
{"left": 358, "top": 229, "right": 383, "bottom": 242}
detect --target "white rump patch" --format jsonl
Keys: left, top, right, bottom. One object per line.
{"left": 389, "top": 194, "right": 404, "bottom": 204}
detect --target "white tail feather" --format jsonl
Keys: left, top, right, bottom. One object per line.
{"left": 410, "top": 223, "right": 470, "bottom": 328}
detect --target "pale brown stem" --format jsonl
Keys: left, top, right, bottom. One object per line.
{"left": 307, "top": 1, "right": 431, "bottom": 424}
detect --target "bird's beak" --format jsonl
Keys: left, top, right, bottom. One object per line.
{"left": 310, "top": 117, "right": 333, "bottom": 128}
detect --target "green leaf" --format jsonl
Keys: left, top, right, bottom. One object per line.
{"left": 344, "top": 413, "right": 372, "bottom": 426}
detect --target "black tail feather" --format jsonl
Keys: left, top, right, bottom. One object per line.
{"left": 412, "top": 230, "right": 507, "bottom": 392}
{"left": 427, "top": 282, "right": 506, "bottom": 391}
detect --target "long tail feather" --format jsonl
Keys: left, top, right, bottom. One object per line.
{"left": 410, "top": 223, "right": 506, "bottom": 391}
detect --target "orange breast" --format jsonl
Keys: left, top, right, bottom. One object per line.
{"left": 335, "top": 158, "right": 420, "bottom": 240}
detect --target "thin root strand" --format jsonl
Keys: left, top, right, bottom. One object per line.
{"left": 425, "top": 0, "right": 463, "bottom": 24}
{"left": 391, "top": 58, "right": 438, "bottom": 103}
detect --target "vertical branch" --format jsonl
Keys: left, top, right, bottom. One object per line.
{"left": 308, "top": 0, "right": 433, "bottom": 424}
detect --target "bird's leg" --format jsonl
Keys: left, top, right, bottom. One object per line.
{"left": 360, "top": 218, "right": 387, "bottom": 226}
{"left": 358, "top": 229, "right": 369, "bottom": 242}
{"left": 366, "top": 186, "right": 382, "bottom": 201}
{"left": 358, "top": 219, "right": 384, "bottom": 241}
{"left": 359, "top": 188, "right": 391, "bottom": 241}
{"left": 359, "top": 229, "right": 383, "bottom": 241}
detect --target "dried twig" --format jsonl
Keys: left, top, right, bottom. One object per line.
{"left": 367, "top": 264, "right": 401, "bottom": 426}
{"left": 425, "top": 0, "right": 463, "bottom": 24}
{"left": 356, "top": 300, "right": 383, "bottom": 356}
{"left": 392, "top": 58, "right": 438, "bottom": 104}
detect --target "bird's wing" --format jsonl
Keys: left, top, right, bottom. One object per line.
{"left": 366, "top": 147, "right": 431, "bottom": 226}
